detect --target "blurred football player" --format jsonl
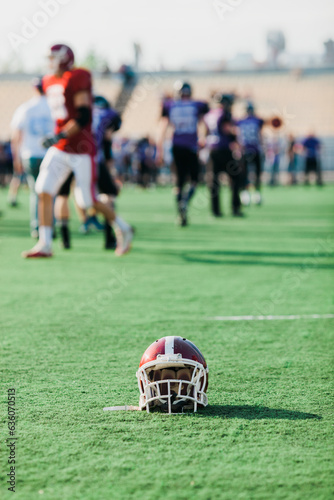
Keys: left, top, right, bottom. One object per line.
{"left": 266, "top": 117, "right": 284, "bottom": 187}
{"left": 204, "top": 93, "right": 243, "bottom": 217}
{"left": 302, "top": 131, "right": 323, "bottom": 186}
{"left": 22, "top": 44, "right": 132, "bottom": 257}
{"left": 287, "top": 133, "right": 298, "bottom": 185}
{"left": 136, "top": 136, "right": 157, "bottom": 188}
{"left": 237, "top": 102, "right": 264, "bottom": 205}
{"left": 10, "top": 77, "right": 54, "bottom": 235}
{"left": 157, "top": 82, "right": 209, "bottom": 226}
{"left": 92, "top": 95, "right": 132, "bottom": 248}
{"left": 267, "top": 133, "right": 283, "bottom": 186}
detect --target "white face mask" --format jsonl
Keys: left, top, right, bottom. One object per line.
{"left": 48, "top": 56, "right": 60, "bottom": 74}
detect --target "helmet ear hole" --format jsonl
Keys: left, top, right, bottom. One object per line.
{"left": 152, "top": 370, "right": 161, "bottom": 382}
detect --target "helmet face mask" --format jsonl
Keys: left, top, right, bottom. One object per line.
{"left": 136, "top": 337, "right": 209, "bottom": 414}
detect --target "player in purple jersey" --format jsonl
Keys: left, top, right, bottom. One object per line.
{"left": 136, "top": 137, "right": 157, "bottom": 188}
{"left": 302, "top": 132, "right": 323, "bottom": 186}
{"left": 204, "top": 93, "right": 243, "bottom": 217}
{"left": 157, "top": 82, "right": 209, "bottom": 226}
{"left": 92, "top": 95, "right": 124, "bottom": 248}
{"left": 237, "top": 103, "right": 264, "bottom": 204}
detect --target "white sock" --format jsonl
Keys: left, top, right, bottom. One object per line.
{"left": 114, "top": 215, "right": 130, "bottom": 232}
{"left": 39, "top": 226, "right": 52, "bottom": 248}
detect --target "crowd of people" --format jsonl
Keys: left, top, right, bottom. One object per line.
{"left": 0, "top": 43, "right": 325, "bottom": 257}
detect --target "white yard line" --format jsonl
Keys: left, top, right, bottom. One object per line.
{"left": 207, "top": 314, "right": 334, "bottom": 321}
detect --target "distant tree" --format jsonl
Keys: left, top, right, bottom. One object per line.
{"left": 133, "top": 42, "right": 142, "bottom": 71}
{"left": 81, "top": 48, "right": 111, "bottom": 73}
{"left": 324, "top": 39, "right": 334, "bottom": 65}
{"left": 82, "top": 48, "right": 100, "bottom": 71}
{"left": 267, "top": 31, "right": 286, "bottom": 68}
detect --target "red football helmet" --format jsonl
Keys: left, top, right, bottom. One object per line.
{"left": 47, "top": 44, "right": 74, "bottom": 73}
{"left": 136, "top": 336, "right": 209, "bottom": 413}
{"left": 271, "top": 116, "right": 283, "bottom": 128}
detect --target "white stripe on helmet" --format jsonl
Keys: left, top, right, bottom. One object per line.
{"left": 164, "top": 336, "right": 175, "bottom": 355}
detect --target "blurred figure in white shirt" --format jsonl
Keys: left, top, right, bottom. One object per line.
{"left": 9, "top": 78, "right": 54, "bottom": 236}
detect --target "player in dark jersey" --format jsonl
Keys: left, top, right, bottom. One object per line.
{"left": 22, "top": 44, "right": 132, "bottom": 257}
{"left": 92, "top": 95, "right": 130, "bottom": 249}
{"left": 56, "top": 95, "right": 131, "bottom": 250}
{"left": 287, "top": 133, "right": 298, "bottom": 185}
{"left": 136, "top": 137, "right": 157, "bottom": 188}
{"left": 157, "top": 82, "right": 209, "bottom": 226}
{"left": 204, "top": 93, "right": 243, "bottom": 217}
{"left": 302, "top": 132, "right": 323, "bottom": 185}
{"left": 237, "top": 103, "right": 264, "bottom": 204}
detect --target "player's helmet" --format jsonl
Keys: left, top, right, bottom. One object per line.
{"left": 93, "top": 95, "right": 110, "bottom": 109}
{"left": 47, "top": 44, "right": 75, "bottom": 72}
{"left": 219, "top": 93, "right": 234, "bottom": 107}
{"left": 271, "top": 116, "right": 283, "bottom": 128}
{"left": 136, "top": 336, "right": 208, "bottom": 414}
{"left": 246, "top": 102, "right": 255, "bottom": 114}
{"left": 174, "top": 81, "right": 192, "bottom": 98}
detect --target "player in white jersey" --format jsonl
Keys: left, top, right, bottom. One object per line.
{"left": 10, "top": 78, "right": 54, "bottom": 235}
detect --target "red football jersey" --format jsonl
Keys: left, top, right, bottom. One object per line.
{"left": 43, "top": 68, "right": 95, "bottom": 155}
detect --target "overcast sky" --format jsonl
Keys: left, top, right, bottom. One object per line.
{"left": 1, "top": 0, "right": 333, "bottom": 71}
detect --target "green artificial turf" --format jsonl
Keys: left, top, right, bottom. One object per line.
{"left": 0, "top": 184, "right": 333, "bottom": 500}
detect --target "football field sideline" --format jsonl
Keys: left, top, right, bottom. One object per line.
{"left": 207, "top": 313, "right": 334, "bottom": 321}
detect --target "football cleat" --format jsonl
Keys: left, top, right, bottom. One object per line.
{"left": 115, "top": 226, "right": 133, "bottom": 256}
{"left": 22, "top": 244, "right": 53, "bottom": 258}
{"left": 177, "top": 201, "right": 188, "bottom": 226}
{"left": 233, "top": 209, "right": 245, "bottom": 217}
{"left": 178, "top": 208, "right": 188, "bottom": 227}
{"left": 252, "top": 191, "right": 262, "bottom": 205}
{"left": 240, "top": 190, "right": 251, "bottom": 206}
{"left": 136, "top": 336, "right": 209, "bottom": 414}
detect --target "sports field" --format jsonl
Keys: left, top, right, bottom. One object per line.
{"left": 1, "top": 184, "right": 333, "bottom": 500}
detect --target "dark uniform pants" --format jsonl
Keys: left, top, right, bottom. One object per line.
{"left": 210, "top": 148, "right": 242, "bottom": 214}
{"left": 172, "top": 145, "right": 200, "bottom": 191}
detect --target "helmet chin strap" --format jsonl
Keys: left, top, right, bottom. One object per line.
{"left": 159, "top": 392, "right": 189, "bottom": 413}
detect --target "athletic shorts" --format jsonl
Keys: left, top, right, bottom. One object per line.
{"left": 35, "top": 147, "right": 97, "bottom": 209}
{"left": 305, "top": 157, "right": 318, "bottom": 173}
{"left": 58, "top": 162, "right": 119, "bottom": 198}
